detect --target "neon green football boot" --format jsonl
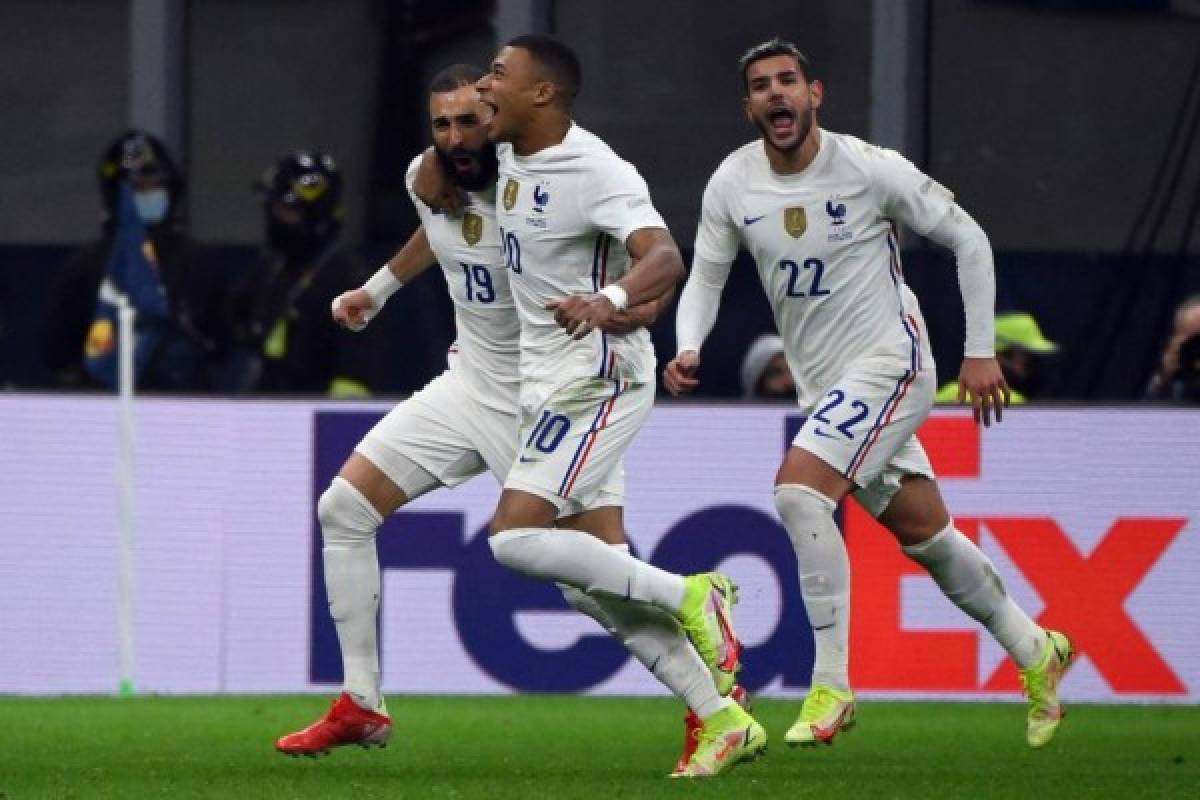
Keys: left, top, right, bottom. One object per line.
{"left": 1021, "top": 630, "right": 1074, "bottom": 748}
{"left": 675, "top": 573, "right": 743, "bottom": 696}
{"left": 670, "top": 703, "right": 767, "bottom": 778}
{"left": 784, "top": 684, "right": 857, "bottom": 747}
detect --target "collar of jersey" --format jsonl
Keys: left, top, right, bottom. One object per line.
{"left": 763, "top": 126, "right": 831, "bottom": 182}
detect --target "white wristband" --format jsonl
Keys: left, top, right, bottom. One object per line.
{"left": 599, "top": 284, "right": 629, "bottom": 311}
{"left": 363, "top": 263, "right": 404, "bottom": 307}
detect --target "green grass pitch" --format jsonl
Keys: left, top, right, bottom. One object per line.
{"left": 2, "top": 695, "right": 1196, "bottom": 799}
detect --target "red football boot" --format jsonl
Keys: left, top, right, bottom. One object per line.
{"left": 275, "top": 693, "right": 392, "bottom": 757}
{"left": 672, "top": 684, "right": 750, "bottom": 775}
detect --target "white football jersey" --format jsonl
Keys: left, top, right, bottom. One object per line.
{"left": 405, "top": 156, "right": 520, "bottom": 412}
{"left": 494, "top": 125, "right": 665, "bottom": 395}
{"left": 694, "top": 129, "right": 945, "bottom": 408}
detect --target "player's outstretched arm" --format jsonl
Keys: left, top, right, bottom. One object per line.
{"left": 332, "top": 226, "right": 436, "bottom": 332}
{"left": 548, "top": 227, "right": 684, "bottom": 340}
{"left": 411, "top": 146, "right": 467, "bottom": 212}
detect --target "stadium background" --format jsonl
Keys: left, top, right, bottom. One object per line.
{"left": 0, "top": 1, "right": 1198, "bottom": 797}
{"left": 2, "top": 0, "right": 1200, "bottom": 397}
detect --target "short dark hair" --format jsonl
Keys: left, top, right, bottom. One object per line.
{"left": 506, "top": 34, "right": 582, "bottom": 105}
{"left": 738, "top": 38, "right": 813, "bottom": 89}
{"left": 430, "top": 63, "right": 485, "bottom": 94}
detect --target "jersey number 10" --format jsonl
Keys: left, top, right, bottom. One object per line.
{"left": 501, "top": 227, "right": 522, "bottom": 274}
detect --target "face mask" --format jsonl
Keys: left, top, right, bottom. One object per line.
{"left": 133, "top": 188, "right": 170, "bottom": 225}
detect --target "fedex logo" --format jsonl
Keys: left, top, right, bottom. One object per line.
{"left": 308, "top": 411, "right": 1189, "bottom": 696}
{"left": 839, "top": 416, "right": 1186, "bottom": 694}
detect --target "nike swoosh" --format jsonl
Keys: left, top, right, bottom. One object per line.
{"left": 518, "top": 457, "right": 540, "bottom": 464}
{"left": 743, "top": 214, "right": 766, "bottom": 225}
{"left": 813, "top": 428, "right": 836, "bottom": 439}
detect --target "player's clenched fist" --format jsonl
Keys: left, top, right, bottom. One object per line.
{"left": 331, "top": 289, "right": 376, "bottom": 332}
{"left": 663, "top": 350, "right": 700, "bottom": 396}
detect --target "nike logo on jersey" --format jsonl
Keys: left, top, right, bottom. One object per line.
{"left": 813, "top": 427, "right": 836, "bottom": 439}
{"left": 518, "top": 456, "right": 541, "bottom": 464}
{"left": 743, "top": 214, "right": 766, "bottom": 225}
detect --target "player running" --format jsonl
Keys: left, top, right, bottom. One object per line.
{"left": 664, "top": 39, "right": 1073, "bottom": 749}
{"left": 470, "top": 35, "right": 764, "bottom": 777}
{"left": 275, "top": 63, "right": 749, "bottom": 775}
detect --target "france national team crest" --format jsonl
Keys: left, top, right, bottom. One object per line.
{"left": 462, "top": 211, "right": 483, "bottom": 246}
{"left": 526, "top": 182, "right": 550, "bottom": 228}
{"left": 784, "top": 207, "right": 807, "bottom": 238}
{"left": 503, "top": 179, "right": 519, "bottom": 211}
{"left": 826, "top": 196, "right": 853, "bottom": 241}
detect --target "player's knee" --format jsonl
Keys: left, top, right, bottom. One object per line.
{"left": 318, "top": 476, "right": 383, "bottom": 546}
{"left": 774, "top": 483, "right": 837, "bottom": 525}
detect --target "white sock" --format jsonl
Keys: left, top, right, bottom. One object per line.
{"left": 490, "top": 528, "right": 686, "bottom": 612}
{"left": 903, "top": 522, "right": 1045, "bottom": 669}
{"left": 559, "top": 546, "right": 729, "bottom": 719}
{"left": 775, "top": 484, "right": 851, "bottom": 691}
{"left": 319, "top": 477, "right": 386, "bottom": 712}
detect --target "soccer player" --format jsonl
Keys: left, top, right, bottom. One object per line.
{"left": 665, "top": 39, "right": 1074, "bottom": 749}
{"left": 471, "top": 35, "right": 764, "bottom": 777}
{"left": 275, "top": 63, "right": 749, "bottom": 775}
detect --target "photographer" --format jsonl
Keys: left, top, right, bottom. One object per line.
{"left": 1145, "top": 295, "right": 1200, "bottom": 404}
{"left": 222, "top": 151, "right": 380, "bottom": 395}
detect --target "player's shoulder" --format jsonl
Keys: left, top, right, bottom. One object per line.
{"left": 710, "top": 140, "right": 763, "bottom": 184}
{"left": 710, "top": 141, "right": 758, "bottom": 178}
{"left": 561, "top": 125, "right": 645, "bottom": 186}
{"left": 404, "top": 153, "right": 424, "bottom": 191}
{"left": 826, "top": 130, "right": 914, "bottom": 179}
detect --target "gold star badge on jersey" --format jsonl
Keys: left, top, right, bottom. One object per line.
{"left": 462, "top": 212, "right": 483, "bottom": 245}
{"left": 503, "top": 179, "right": 519, "bottom": 211}
{"left": 784, "top": 207, "right": 807, "bottom": 238}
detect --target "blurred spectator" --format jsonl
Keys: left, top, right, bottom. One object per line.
{"left": 1145, "top": 295, "right": 1200, "bottom": 404}
{"left": 741, "top": 333, "right": 796, "bottom": 400}
{"left": 936, "top": 312, "right": 1059, "bottom": 404}
{"left": 39, "top": 130, "right": 225, "bottom": 390}
{"left": 222, "top": 151, "right": 380, "bottom": 396}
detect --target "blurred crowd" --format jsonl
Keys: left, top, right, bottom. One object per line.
{"left": 30, "top": 129, "right": 1200, "bottom": 405}
{"left": 38, "top": 130, "right": 383, "bottom": 397}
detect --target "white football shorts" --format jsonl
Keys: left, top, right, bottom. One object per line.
{"left": 505, "top": 377, "right": 654, "bottom": 515}
{"left": 793, "top": 364, "right": 937, "bottom": 518}
{"left": 355, "top": 369, "right": 517, "bottom": 498}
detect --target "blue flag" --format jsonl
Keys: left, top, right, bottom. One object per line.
{"left": 84, "top": 184, "right": 171, "bottom": 387}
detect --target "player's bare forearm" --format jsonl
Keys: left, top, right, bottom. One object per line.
{"left": 598, "top": 285, "right": 675, "bottom": 333}
{"left": 386, "top": 226, "right": 437, "bottom": 283}
{"left": 614, "top": 228, "right": 686, "bottom": 308}
{"left": 547, "top": 229, "right": 683, "bottom": 340}
{"left": 334, "top": 227, "right": 436, "bottom": 332}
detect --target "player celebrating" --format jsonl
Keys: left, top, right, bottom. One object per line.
{"left": 472, "top": 35, "right": 764, "bottom": 777}
{"left": 664, "top": 39, "right": 1073, "bottom": 749}
{"left": 274, "top": 63, "right": 749, "bottom": 775}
